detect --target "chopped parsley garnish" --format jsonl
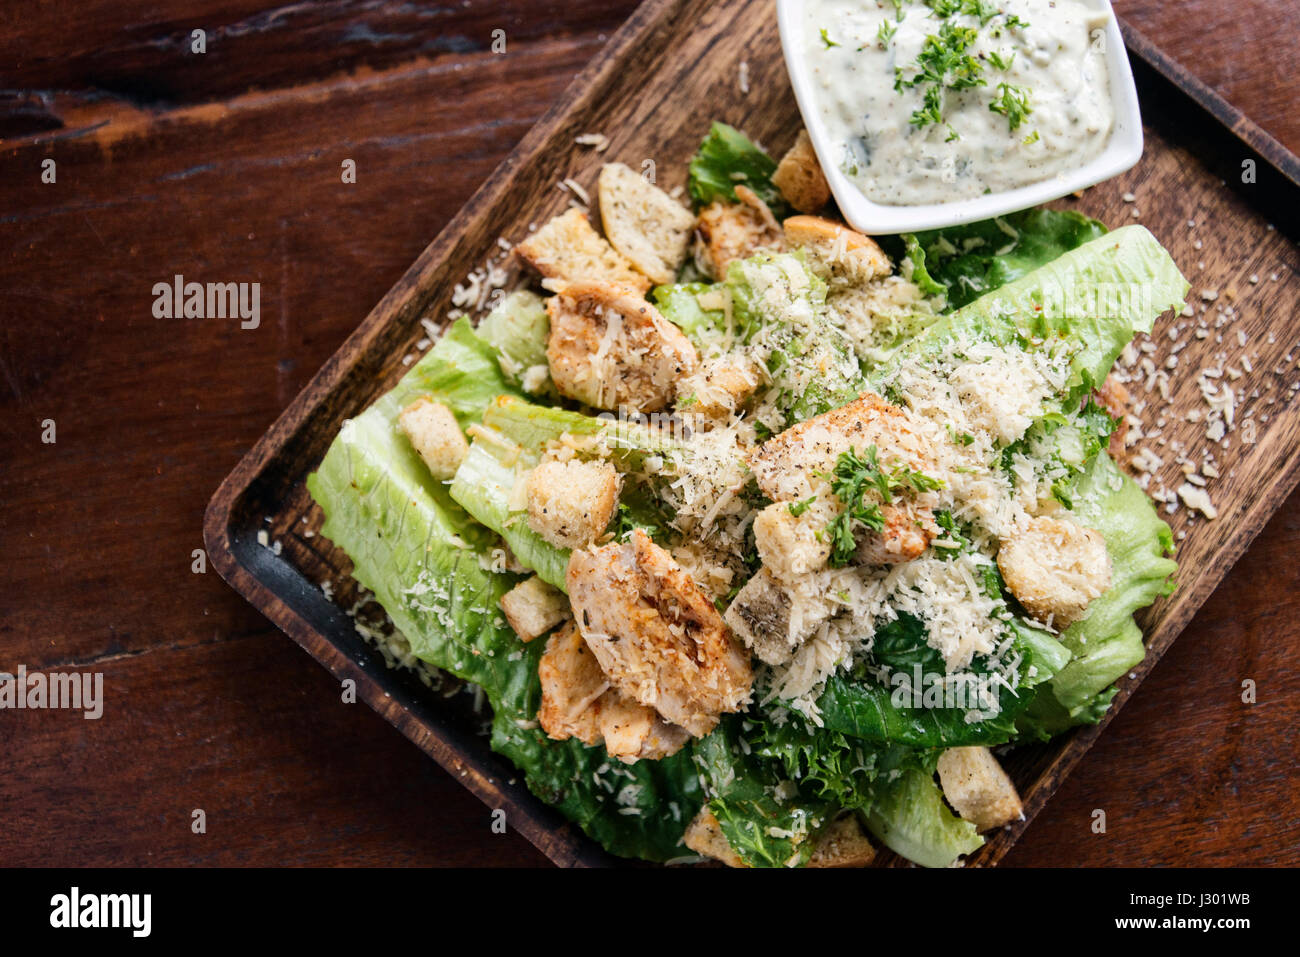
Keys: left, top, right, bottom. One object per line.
{"left": 895, "top": 21, "right": 986, "bottom": 130}
{"left": 945, "top": 424, "right": 976, "bottom": 447}
{"left": 924, "top": 0, "right": 1001, "bottom": 24}
{"left": 986, "top": 49, "right": 1015, "bottom": 70}
{"left": 990, "top": 82, "right": 1033, "bottom": 130}
{"left": 891, "top": 5, "right": 1033, "bottom": 134}
{"left": 824, "top": 504, "right": 882, "bottom": 567}
{"left": 788, "top": 495, "right": 818, "bottom": 517}
{"left": 932, "top": 509, "right": 970, "bottom": 555}
{"left": 820, "top": 446, "right": 943, "bottom": 567}
{"left": 612, "top": 502, "right": 660, "bottom": 543}
{"left": 820, "top": 27, "right": 839, "bottom": 48}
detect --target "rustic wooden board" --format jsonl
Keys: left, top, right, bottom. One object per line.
{"left": 204, "top": 0, "right": 1300, "bottom": 867}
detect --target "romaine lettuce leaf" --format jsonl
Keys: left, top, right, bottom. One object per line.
{"left": 892, "top": 209, "right": 1109, "bottom": 309}
{"left": 309, "top": 322, "right": 701, "bottom": 863}
{"left": 1043, "top": 452, "right": 1177, "bottom": 714}
{"left": 694, "top": 716, "right": 834, "bottom": 867}
{"left": 651, "top": 281, "right": 728, "bottom": 346}
{"left": 378, "top": 316, "right": 525, "bottom": 428}
{"left": 875, "top": 225, "right": 1190, "bottom": 404}
{"left": 1017, "top": 685, "right": 1119, "bottom": 741}
{"left": 449, "top": 436, "right": 571, "bottom": 591}
{"left": 865, "top": 768, "right": 984, "bottom": 868}
{"left": 750, "top": 713, "right": 936, "bottom": 812}
{"left": 489, "top": 638, "right": 704, "bottom": 863}
{"left": 306, "top": 324, "right": 523, "bottom": 685}
{"left": 1013, "top": 617, "right": 1074, "bottom": 688}
{"left": 817, "top": 672, "right": 1029, "bottom": 750}
{"left": 482, "top": 394, "right": 670, "bottom": 470}
{"left": 1003, "top": 400, "right": 1118, "bottom": 510}
{"left": 726, "top": 252, "right": 866, "bottom": 426}
{"left": 475, "top": 289, "right": 553, "bottom": 394}
{"left": 448, "top": 395, "right": 693, "bottom": 587}
{"left": 688, "top": 122, "right": 790, "bottom": 216}
{"left": 813, "top": 614, "right": 1069, "bottom": 749}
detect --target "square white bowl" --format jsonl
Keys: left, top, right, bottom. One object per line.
{"left": 776, "top": 0, "right": 1143, "bottom": 235}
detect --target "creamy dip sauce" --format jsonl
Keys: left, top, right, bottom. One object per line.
{"left": 803, "top": 0, "right": 1115, "bottom": 205}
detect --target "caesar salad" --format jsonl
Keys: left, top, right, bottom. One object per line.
{"left": 307, "top": 122, "right": 1186, "bottom": 867}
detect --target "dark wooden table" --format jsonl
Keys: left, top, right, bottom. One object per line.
{"left": 1, "top": 0, "right": 1297, "bottom": 867}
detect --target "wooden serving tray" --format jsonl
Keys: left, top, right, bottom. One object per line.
{"left": 204, "top": 0, "right": 1300, "bottom": 867}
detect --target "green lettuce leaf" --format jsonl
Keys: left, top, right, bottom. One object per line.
{"left": 368, "top": 315, "right": 525, "bottom": 427}
{"left": 1003, "top": 400, "right": 1118, "bottom": 510}
{"left": 309, "top": 323, "right": 701, "bottom": 863}
{"left": 817, "top": 672, "right": 1028, "bottom": 750}
{"left": 814, "top": 614, "right": 1069, "bottom": 749}
{"left": 651, "top": 282, "right": 728, "bottom": 346}
{"left": 688, "top": 122, "right": 791, "bottom": 216}
{"left": 1013, "top": 617, "right": 1074, "bottom": 688}
{"left": 727, "top": 252, "right": 866, "bottom": 427}
{"left": 1043, "top": 452, "right": 1177, "bottom": 715}
{"left": 750, "top": 713, "right": 936, "bottom": 812}
{"left": 875, "top": 225, "right": 1190, "bottom": 403}
{"left": 693, "top": 716, "right": 834, "bottom": 867}
{"left": 449, "top": 436, "right": 571, "bottom": 591}
{"left": 865, "top": 768, "right": 984, "bottom": 868}
{"left": 489, "top": 638, "right": 704, "bottom": 863}
{"left": 475, "top": 289, "right": 554, "bottom": 394}
{"left": 482, "top": 394, "right": 671, "bottom": 470}
{"left": 893, "top": 209, "right": 1109, "bottom": 309}
{"left": 306, "top": 323, "right": 523, "bottom": 684}
{"left": 1017, "top": 685, "right": 1119, "bottom": 741}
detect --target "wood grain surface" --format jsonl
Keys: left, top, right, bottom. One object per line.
{"left": 1, "top": 0, "right": 1297, "bottom": 867}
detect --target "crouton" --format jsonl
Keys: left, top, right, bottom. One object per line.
{"left": 398, "top": 397, "right": 469, "bottom": 480}
{"left": 747, "top": 391, "right": 936, "bottom": 502}
{"left": 567, "top": 530, "right": 752, "bottom": 737}
{"left": 546, "top": 280, "right": 699, "bottom": 412}
{"left": 752, "top": 502, "right": 832, "bottom": 582}
{"left": 499, "top": 574, "right": 569, "bottom": 642}
{"left": 997, "top": 516, "right": 1112, "bottom": 627}
{"left": 525, "top": 458, "right": 620, "bottom": 550}
{"left": 684, "top": 807, "right": 748, "bottom": 868}
{"left": 772, "top": 129, "right": 831, "bottom": 213}
{"left": 936, "top": 746, "right": 1024, "bottom": 832}
{"left": 723, "top": 567, "right": 834, "bottom": 666}
{"left": 807, "top": 814, "right": 876, "bottom": 868}
{"left": 675, "top": 354, "right": 760, "bottom": 418}
{"left": 695, "top": 184, "right": 784, "bottom": 278}
{"left": 537, "top": 622, "right": 689, "bottom": 763}
{"left": 783, "top": 215, "right": 892, "bottom": 288}
{"left": 598, "top": 162, "right": 696, "bottom": 284}
{"left": 515, "top": 208, "right": 650, "bottom": 292}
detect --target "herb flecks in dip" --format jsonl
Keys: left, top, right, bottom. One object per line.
{"left": 805, "top": 0, "right": 1115, "bottom": 206}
